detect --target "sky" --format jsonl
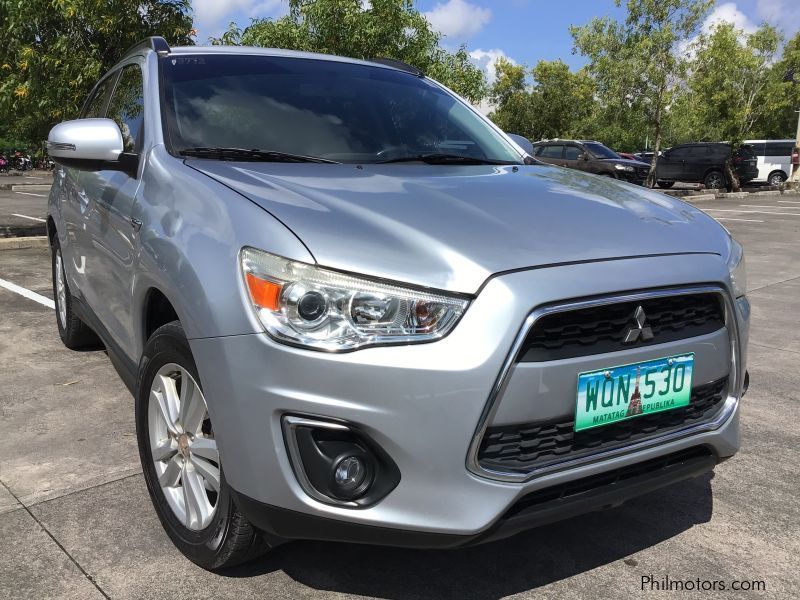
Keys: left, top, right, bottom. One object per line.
{"left": 191, "top": 0, "right": 800, "bottom": 83}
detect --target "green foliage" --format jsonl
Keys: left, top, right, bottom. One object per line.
{"left": 488, "top": 58, "right": 596, "bottom": 142}
{"left": 683, "top": 22, "right": 783, "bottom": 145}
{"left": 0, "top": 0, "right": 193, "bottom": 144}
{"left": 571, "top": 0, "right": 713, "bottom": 184}
{"left": 210, "top": 0, "right": 486, "bottom": 103}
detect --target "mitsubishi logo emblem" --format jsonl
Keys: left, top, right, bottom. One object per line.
{"left": 623, "top": 305, "right": 654, "bottom": 344}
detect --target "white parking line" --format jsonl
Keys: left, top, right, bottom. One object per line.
{"left": 738, "top": 205, "right": 800, "bottom": 209}
{"left": 13, "top": 191, "right": 47, "bottom": 197}
{"left": 715, "top": 217, "right": 764, "bottom": 223}
{"left": 777, "top": 200, "right": 800, "bottom": 204}
{"left": 704, "top": 209, "right": 800, "bottom": 216}
{"left": 11, "top": 213, "right": 46, "bottom": 222}
{"left": 0, "top": 277, "right": 55, "bottom": 309}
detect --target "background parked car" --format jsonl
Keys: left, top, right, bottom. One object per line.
{"left": 654, "top": 143, "right": 758, "bottom": 189}
{"left": 532, "top": 139, "right": 650, "bottom": 184}
{"left": 743, "top": 139, "right": 794, "bottom": 185}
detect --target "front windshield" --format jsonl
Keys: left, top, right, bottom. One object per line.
{"left": 160, "top": 54, "right": 521, "bottom": 164}
{"left": 584, "top": 142, "right": 621, "bottom": 160}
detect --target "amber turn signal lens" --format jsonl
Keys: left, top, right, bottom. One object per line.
{"left": 245, "top": 272, "right": 282, "bottom": 311}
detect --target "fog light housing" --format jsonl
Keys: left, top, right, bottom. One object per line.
{"left": 282, "top": 415, "right": 400, "bottom": 507}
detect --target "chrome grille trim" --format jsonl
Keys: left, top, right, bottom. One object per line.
{"left": 466, "top": 285, "right": 742, "bottom": 483}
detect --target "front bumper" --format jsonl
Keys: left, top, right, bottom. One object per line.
{"left": 189, "top": 253, "right": 748, "bottom": 542}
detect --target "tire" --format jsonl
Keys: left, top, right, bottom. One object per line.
{"left": 51, "top": 237, "right": 101, "bottom": 349}
{"left": 768, "top": 171, "right": 786, "bottom": 186}
{"left": 704, "top": 170, "right": 726, "bottom": 190}
{"left": 656, "top": 180, "right": 675, "bottom": 188}
{"left": 136, "top": 321, "right": 268, "bottom": 570}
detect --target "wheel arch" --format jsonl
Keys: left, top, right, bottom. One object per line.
{"left": 768, "top": 169, "right": 787, "bottom": 182}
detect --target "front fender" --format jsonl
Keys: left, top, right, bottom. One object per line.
{"left": 130, "top": 146, "right": 314, "bottom": 360}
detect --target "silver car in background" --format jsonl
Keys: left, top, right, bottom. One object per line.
{"left": 46, "top": 37, "right": 749, "bottom": 570}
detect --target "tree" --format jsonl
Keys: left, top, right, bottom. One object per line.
{"left": 752, "top": 31, "right": 800, "bottom": 139}
{"left": 0, "top": 0, "right": 193, "bottom": 144}
{"left": 684, "top": 22, "right": 783, "bottom": 188}
{"left": 488, "top": 58, "right": 596, "bottom": 142}
{"left": 571, "top": 0, "right": 712, "bottom": 186}
{"left": 211, "top": 0, "right": 486, "bottom": 103}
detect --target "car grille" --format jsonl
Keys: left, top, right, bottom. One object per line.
{"left": 478, "top": 376, "right": 727, "bottom": 473}
{"left": 518, "top": 292, "right": 725, "bottom": 362}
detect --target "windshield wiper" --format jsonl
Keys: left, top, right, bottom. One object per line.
{"left": 376, "top": 153, "right": 519, "bottom": 165}
{"left": 179, "top": 147, "right": 340, "bottom": 164}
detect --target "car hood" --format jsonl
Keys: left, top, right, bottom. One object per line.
{"left": 189, "top": 162, "right": 728, "bottom": 293}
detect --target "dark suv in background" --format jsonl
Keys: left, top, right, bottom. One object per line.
{"left": 654, "top": 142, "right": 758, "bottom": 189}
{"left": 532, "top": 140, "right": 650, "bottom": 185}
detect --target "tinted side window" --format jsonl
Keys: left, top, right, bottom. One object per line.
{"left": 564, "top": 145, "right": 582, "bottom": 160}
{"left": 749, "top": 142, "right": 766, "bottom": 156}
{"left": 539, "top": 145, "right": 564, "bottom": 159}
{"left": 765, "top": 142, "right": 793, "bottom": 157}
{"left": 667, "top": 147, "right": 691, "bottom": 160}
{"left": 107, "top": 64, "right": 145, "bottom": 153}
{"left": 82, "top": 76, "right": 116, "bottom": 118}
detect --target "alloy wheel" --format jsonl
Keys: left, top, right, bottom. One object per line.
{"left": 55, "top": 250, "right": 67, "bottom": 329}
{"left": 148, "top": 363, "right": 220, "bottom": 531}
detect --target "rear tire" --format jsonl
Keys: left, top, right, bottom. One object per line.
{"left": 136, "top": 321, "right": 269, "bottom": 570}
{"left": 768, "top": 171, "right": 787, "bottom": 186}
{"left": 704, "top": 170, "right": 726, "bottom": 190}
{"left": 656, "top": 180, "right": 675, "bottom": 188}
{"left": 51, "top": 237, "right": 101, "bottom": 349}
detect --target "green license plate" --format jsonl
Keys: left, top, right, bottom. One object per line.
{"left": 574, "top": 353, "right": 694, "bottom": 432}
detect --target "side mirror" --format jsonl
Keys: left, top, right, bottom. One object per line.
{"left": 505, "top": 133, "right": 535, "bottom": 156}
{"left": 578, "top": 152, "right": 589, "bottom": 161}
{"left": 47, "top": 118, "right": 134, "bottom": 173}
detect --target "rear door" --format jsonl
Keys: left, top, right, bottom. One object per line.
{"left": 684, "top": 145, "right": 713, "bottom": 181}
{"left": 535, "top": 144, "right": 565, "bottom": 166}
{"left": 78, "top": 61, "right": 145, "bottom": 352}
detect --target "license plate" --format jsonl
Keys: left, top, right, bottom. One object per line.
{"left": 574, "top": 353, "right": 694, "bottom": 432}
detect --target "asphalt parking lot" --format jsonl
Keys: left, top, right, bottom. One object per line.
{"left": 1, "top": 187, "right": 799, "bottom": 599}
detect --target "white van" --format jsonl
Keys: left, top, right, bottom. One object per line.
{"left": 744, "top": 139, "right": 795, "bottom": 185}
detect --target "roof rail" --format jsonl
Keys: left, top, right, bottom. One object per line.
{"left": 121, "top": 36, "right": 171, "bottom": 59}
{"left": 369, "top": 57, "right": 425, "bottom": 77}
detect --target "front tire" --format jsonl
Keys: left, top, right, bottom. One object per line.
{"left": 51, "top": 237, "right": 101, "bottom": 349}
{"left": 136, "top": 321, "right": 268, "bottom": 570}
{"left": 656, "top": 180, "right": 674, "bottom": 188}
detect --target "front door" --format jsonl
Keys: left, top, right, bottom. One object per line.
{"left": 79, "top": 62, "right": 145, "bottom": 355}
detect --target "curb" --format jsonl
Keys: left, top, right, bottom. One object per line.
{"left": 0, "top": 236, "right": 49, "bottom": 250}
{"left": 11, "top": 184, "right": 52, "bottom": 192}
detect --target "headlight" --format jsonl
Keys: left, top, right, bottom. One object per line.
{"left": 727, "top": 238, "right": 747, "bottom": 298}
{"left": 240, "top": 247, "right": 470, "bottom": 351}
{"left": 614, "top": 164, "right": 634, "bottom": 172}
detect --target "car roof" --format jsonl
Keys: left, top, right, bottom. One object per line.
{"left": 134, "top": 44, "right": 421, "bottom": 77}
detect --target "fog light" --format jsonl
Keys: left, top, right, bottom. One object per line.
{"left": 335, "top": 456, "right": 366, "bottom": 488}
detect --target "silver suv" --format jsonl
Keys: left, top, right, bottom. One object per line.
{"left": 46, "top": 38, "right": 749, "bottom": 570}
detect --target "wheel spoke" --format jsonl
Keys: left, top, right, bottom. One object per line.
{"left": 158, "top": 455, "right": 182, "bottom": 488}
{"left": 151, "top": 438, "right": 176, "bottom": 462}
{"left": 189, "top": 437, "right": 218, "bottom": 461}
{"left": 154, "top": 374, "right": 180, "bottom": 434}
{"left": 178, "top": 374, "right": 206, "bottom": 434}
{"left": 182, "top": 463, "right": 210, "bottom": 529}
{"left": 190, "top": 455, "right": 220, "bottom": 492}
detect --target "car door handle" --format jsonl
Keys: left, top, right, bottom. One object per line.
{"left": 130, "top": 217, "right": 142, "bottom": 231}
